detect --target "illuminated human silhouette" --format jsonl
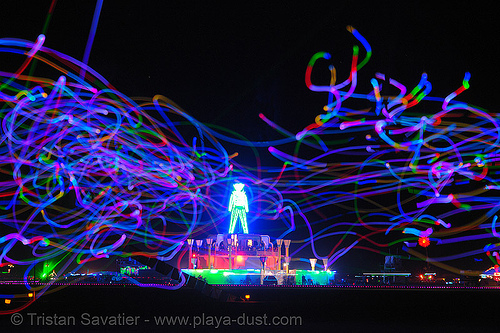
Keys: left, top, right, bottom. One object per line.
{"left": 228, "top": 182, "right": 249, "bottom": 234}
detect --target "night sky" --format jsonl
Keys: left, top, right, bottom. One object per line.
{"left": 1, "top": 1, "right": 499, "bottom": 273}
{"left": 3, "top": 2, "right": 497, "bottom": 128}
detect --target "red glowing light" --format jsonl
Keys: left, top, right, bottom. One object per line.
{"left": 418, "top": 237, "right": 430, "bottom": 248}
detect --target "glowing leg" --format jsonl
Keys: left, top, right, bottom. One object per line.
{"left": 240, "top": 210, "right": 249, "bottom": 234}
{"left": 229, "top": 211, "right": 238, "bottom": 234}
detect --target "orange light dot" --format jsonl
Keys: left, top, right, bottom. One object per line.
{"left": 418, "top": 237, "right": 430, "bottom": 248}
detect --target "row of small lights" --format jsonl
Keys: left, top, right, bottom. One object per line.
{"left": 6, "top": 282, "right": 177, "bottom": 286}
{"left": 4, "top": 284, "right": 499, "bottom": 305}
{"left": 212, "top": 284, "right": 500, "bottom": 289}
{"left": 3, "top": 280, "right": 500, "bottom": 289}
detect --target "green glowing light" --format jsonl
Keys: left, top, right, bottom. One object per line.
{"left": 183, "top": 269, "right": 336, "bottom": 285}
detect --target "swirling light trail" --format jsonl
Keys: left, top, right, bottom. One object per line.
{"left": 2, "top": 24, "right": 500, "bottom": 312}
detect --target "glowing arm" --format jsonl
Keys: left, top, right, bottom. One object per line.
{"left": 244, "top": 192, "right": 249, "bottom": 212}
{"left": 228, "top": 191, "right": 235, "bottom": 212}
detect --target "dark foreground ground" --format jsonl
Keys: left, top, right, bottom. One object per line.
{"left": 1, "top": 285, "right": 498, "bottom": 332}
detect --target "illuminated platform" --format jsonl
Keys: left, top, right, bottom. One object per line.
{"left": 182, "top": 269, "right": 336, "bottom": 286}
{"left": 188, "top": 233, "right": 279, "bottom": 270}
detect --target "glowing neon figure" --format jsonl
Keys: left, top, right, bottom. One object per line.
{"left": 228, "top": 183, "right": 249, "bottom": 234}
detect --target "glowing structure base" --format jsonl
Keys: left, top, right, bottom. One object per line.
{"left": 186, "top": 233, "right": 336, "bottom": 286}
{"left": 183, "top": 269, "right": 336, "bottom": 286}
{"left": 190, "top": 234, "right": 278, "bottom": 270}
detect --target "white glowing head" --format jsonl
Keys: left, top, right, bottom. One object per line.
{"left": 233, "top": 183, "right": 244, "bottom": 191}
